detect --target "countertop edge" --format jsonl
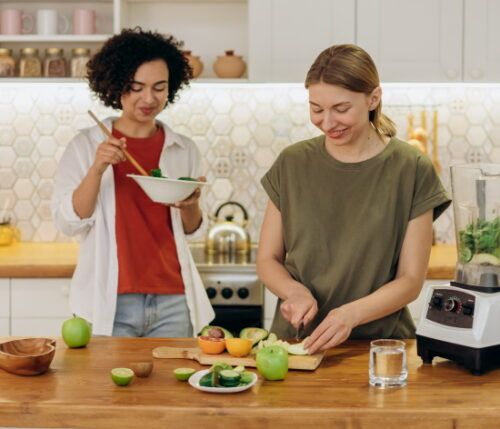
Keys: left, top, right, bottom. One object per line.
{"left": 0, "top": 243, "right": 457, "bottom": 280}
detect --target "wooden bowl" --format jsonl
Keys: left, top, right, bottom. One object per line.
{"left": 0, "top": 338, "right": 56, "bottom": 376}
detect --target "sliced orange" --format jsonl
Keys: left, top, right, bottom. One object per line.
{"left": 198, "top": 336, "right": 226, "bottom": 354}
{"left": 225, "top": 338, "right": 253, "bottom": 357}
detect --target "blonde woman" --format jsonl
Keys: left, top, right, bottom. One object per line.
{"left": 257, "top": 44, "right": 450, "bottom": 353}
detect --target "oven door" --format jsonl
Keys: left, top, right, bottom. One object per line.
{"left": 211, "top": 305, "right": 262, "bottom": 337}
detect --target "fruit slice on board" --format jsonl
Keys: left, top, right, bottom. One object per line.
{"left": 239, "top": 327, "right": 269, "bottom": 346}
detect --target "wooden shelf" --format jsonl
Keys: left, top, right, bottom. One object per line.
{"left": 0, "top": 34, "right": 111, "bottom": 42}
{"left": 0, "top": 78, "right": 86, "bottom": 83}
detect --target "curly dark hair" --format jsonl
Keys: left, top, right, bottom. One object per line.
{"left": 87, "top": 27, "right": 191, "bottom": 110}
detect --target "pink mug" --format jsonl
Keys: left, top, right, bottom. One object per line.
{"left": 1, "top": 9, "right": 34, "bottom": 35}
{"left": 72, "top": 9, "right": 96, "bottom": 35}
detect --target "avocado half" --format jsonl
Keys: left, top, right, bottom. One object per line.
{"left": 200, "top": 325, "right": 234, "bottom": 339}
{"left": 239, "top": 327, "right": 269, "bottom": 346}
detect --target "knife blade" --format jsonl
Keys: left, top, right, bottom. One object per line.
{"left": 295, "top": 322, "right": 303, "bottom": 342}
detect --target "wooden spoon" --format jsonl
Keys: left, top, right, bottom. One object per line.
{"left": 87, "top": 110, "right": 149, "bottom": 176}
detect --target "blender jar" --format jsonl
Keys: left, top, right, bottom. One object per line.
{"left": 451, "top": 164, "right": 500, "bottom": 289}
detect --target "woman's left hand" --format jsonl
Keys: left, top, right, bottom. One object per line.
{"left": 168, "top": 176, "right": 206, "bottom": 209}
{"left": 303, "top": 306, "right": 357, "bottom": 354}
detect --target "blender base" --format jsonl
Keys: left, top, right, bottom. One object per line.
{"left": 416, "top": 334, "right": 500, "bottom": 375}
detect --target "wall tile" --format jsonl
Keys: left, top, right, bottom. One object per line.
{"left": 0, "top": 83, "right": 499, "bottom": 245}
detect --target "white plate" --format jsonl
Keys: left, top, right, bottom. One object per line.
{"left": 188, "top": 369, "right": 258, "bottom": 393}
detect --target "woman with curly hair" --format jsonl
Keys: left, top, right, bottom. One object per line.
{"left": 52, "top": 28, "right": 214, "bottom": 337}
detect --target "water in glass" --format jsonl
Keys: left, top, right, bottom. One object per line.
{"left": 369, "top": 339, "right": 407, "bottom": 388}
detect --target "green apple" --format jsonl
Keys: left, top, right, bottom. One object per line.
{"left": 256, "top": 345, "right": 288, "bottom": 381}
{"left": 62, "top": 315, "right": 92, "bottom": 348}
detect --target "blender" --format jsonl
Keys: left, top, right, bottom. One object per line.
{"left": 416, "top": 163, "right": 500, "bottom": 375}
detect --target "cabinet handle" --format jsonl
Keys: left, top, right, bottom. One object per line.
{"left": 446, "top": 69, "right": 458, "bottom": 80}
{"left": 470, "top": 69, "right": 484, "bottom": 79}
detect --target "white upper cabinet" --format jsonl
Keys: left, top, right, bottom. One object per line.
{"left": 248, "top": 0, "right": 355, "bottom": 82}
{"left": 356, "top": 0, "right": 463, "bottom": 82}
{"left": 117, "top": 0, "right": 248, "bottom": 79}
{"left": 464, "top": 0, "right": 500, "bottom": 81}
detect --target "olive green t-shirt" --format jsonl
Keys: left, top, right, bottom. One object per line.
{"left": 261, "top": 136, "right": 451, "bottom": 339}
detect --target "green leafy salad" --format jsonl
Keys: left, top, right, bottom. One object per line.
{"left": 458, "top": 216, "right": 500, "bottom": 265}
{"left": 149, "top": 168, "right": 197, "bottom": 181}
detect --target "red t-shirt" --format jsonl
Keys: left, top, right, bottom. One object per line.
{"left": 112, "top": 125, "right": 184, "bottom": 295}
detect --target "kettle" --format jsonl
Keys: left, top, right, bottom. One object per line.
{"left": 205, "top": 201, "right": 250, "bottom": 255}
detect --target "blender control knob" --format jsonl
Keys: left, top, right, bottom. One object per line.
{"left": 431, "top": 295, "right": 443, "bottom": 309}
{"left": 444, "top": 297, "right": 459, "bottom": 313}
{"left": 206, "top": 287, "right": 217, "bottom": 299}
{"left": 221, "top": 287, "right": 233, "bottom": 299}
{"left": 237, "top": 287, "right": 249, "bottom": 299}
{"left": 462, "top": 303, "right": 474, "bottom": 316}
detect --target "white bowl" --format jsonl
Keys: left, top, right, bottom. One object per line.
{"left": 127, "top": 174, "right": 207, "bottom": 204}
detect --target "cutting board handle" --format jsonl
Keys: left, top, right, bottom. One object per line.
{"left": 152, "top": 346, "right": 200, "bottom": 361}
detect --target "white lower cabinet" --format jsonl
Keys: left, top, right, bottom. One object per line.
{"left": 0, "top": 319, "right": 9, "bottom": 336}
{"left": 0, "top": 279, "right": 10, "bottom": 336}
{"left": 10, "top": 278, "right": 72, "bottom": 337}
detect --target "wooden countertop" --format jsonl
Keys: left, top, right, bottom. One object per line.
{"left": 0, "top": 337, "right": 498, "bottom": 429}
{"left": 0, "top": 242, "right": 457, "bottom": 279}
{"left": 0, "top": 242, "right": 79, "bottom": 277}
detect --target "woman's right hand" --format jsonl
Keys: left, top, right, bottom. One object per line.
{"left": 91, "top": 137, "right": 127, "bottom": 175}
{"left": 280, "top": 287, "right": 318, "bottom": 329}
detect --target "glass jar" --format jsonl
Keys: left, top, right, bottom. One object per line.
{"left": 43, "top": 47, "right": 67, "bottom": 77}
{"left": 19, "top": 48, "right": 42, "bottom": 77}
{"left": 0, "top": 48, "right": 15, "bottom": 77}
{"left": 0, "top": 218, "right": 20, "bottom": 246}
{"left": 70, "top": 48, "right": 90, "bottom": 78}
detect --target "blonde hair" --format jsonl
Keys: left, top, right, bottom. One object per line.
{"left": 305, "top": 44, "right": 396, "bottom": 138}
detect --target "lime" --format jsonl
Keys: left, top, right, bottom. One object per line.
{"left": 173, "top": 367, "right": 196, "bottom": 381}
{"left": 110, "top": 368, "right": 134, "bottom": 386}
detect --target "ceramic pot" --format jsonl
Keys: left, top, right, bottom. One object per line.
{"left": 213, "top": 50, "right": 246, "bottom": 78}
{"left": 183, "top": 50, "right": 203, "bottom": 78}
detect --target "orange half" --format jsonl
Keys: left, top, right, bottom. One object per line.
{"left": 197, "top": 336, "right": 226, "bottom": 354}
{"left": 225, "top": 338, "right": 253, "bottom": 357}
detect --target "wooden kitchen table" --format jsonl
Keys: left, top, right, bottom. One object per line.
{"left": 0, "top": 338, "right": 499, "bottom": 429}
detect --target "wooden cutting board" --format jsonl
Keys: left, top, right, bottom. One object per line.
{"left": 152, "top": 346, "right": 324, "bottom": 371}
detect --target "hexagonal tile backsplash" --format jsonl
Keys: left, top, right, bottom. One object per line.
{"left": 1, "top": 82, "right": 500, "bottom": 244}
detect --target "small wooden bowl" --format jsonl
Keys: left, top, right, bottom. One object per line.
{"left": 0, "top": 338, "right": 56, "bottom": 376}
{"left": 130, "top": 361, "right": 154, "bottom": 378}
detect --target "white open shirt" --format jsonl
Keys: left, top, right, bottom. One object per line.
{"left": 51, "top": 117, "right": 215, "bottom": 335}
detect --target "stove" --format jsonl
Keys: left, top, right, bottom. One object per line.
{"left": 189, "top": 243, "right": 263, "bottom": 335}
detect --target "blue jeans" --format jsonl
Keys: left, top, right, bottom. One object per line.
{"left": 112, "top": 294, "right": 193, "bottom": 338}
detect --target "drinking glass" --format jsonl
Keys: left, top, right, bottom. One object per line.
{"left": 369, "top": 339, "right": 407, "bottom": 388}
